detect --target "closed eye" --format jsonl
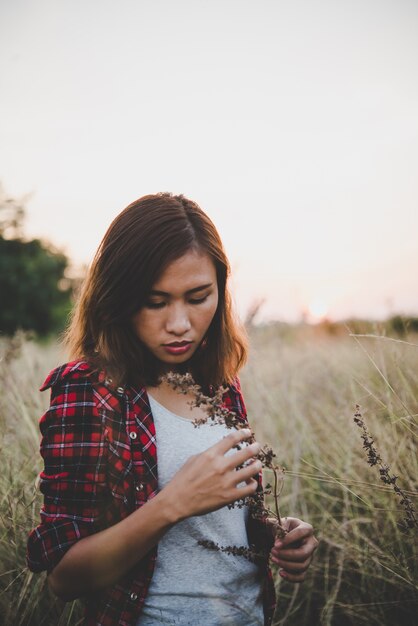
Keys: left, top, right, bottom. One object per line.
{"left": 144, "top": 301, "right": 166, "bottom": 309}
{"left": 144, "top": 294, "right": 210, "bottom": 308}
{"left": 189, "top": 295, "right": 209, "bottom": 305}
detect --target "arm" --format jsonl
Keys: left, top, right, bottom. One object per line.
{"left": 40, "top": 425, "right": 262, "bottom": 601}
{"left": 47, "top": 488, "right": 174, "bottom": 600}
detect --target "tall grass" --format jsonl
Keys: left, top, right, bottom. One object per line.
{"left": 0, "top": 327, "right": 416, "bottom": 625}
{"left": 0, "top": 335, "right": 84, "bottom": 625}
{"left": 241, "top": 324, "right": 417, "bottom": 625}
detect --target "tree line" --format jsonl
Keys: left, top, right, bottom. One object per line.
{"left": 0, "top": 184, "right": 75, "bottom": 336}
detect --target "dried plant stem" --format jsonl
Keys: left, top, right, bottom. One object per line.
{"left": 272, "top": 466, "right": 286, "bottom": 540}
{"left": 273, "top": 467, "right": 281, "bottom": 522}
{"left": 348, "top": 332, "right": 418, "bottom": 348}
{"left": 354, "top": 405, "right": 417, "bottom": 532}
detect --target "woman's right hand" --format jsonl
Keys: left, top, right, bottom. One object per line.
{"left": 45, "top": 428, "right": 260, "bottom": 601}
{"left": 161, "top": 428, "right": 262, "bottom": 521}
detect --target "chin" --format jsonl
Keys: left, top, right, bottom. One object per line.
{"left": 160, "top": 354, "right": 194, "bottom": 365}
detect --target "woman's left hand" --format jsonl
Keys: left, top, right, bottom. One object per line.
{"left": 269, "top": 516, "right": 318, "bottom": 582}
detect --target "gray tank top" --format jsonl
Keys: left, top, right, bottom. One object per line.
{"left": 136, "top": 394, "right": 264, "bottom": 626}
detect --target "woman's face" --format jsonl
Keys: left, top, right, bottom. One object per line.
{"left": 132, "top": 249, "right": 219, "bottom": 367}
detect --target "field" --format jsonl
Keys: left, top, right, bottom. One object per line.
{"left": 0, "top": 325, "right": 417, "bottom": 625}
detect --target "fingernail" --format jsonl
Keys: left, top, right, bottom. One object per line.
{"left": 279, "top": 570, "right": 287, "bottom": 579}
{"left": 275, "top": 541, "right": 283, "bottom": 549}
{"left": 241, "top": 428, "right": 251, "bottom": 437}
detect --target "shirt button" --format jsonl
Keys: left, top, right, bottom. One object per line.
{"left": 129, "top": 431, "right": 137, "bottom": 440}
{"left": 116, "top": 386, "right": 124, "bottom": 395}
{"left": 135, "top": 483, "right": 144, "bottom": 491}
{"left": 130, "top": 592, "right": 138, "bottom": 601}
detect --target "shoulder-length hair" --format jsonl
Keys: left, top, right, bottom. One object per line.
{"left": 65, "top": 193, "right": 248, "bottom": 388}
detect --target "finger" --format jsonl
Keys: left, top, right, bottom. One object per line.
{"left": 225, "top": 441, "right": 261, "bottom": 469}
{"left": 277, "top": 524, "right": 314, "bottom": 549}
{"left": 271, "top": 543, "right": 314, "bottom": 563}
{"left": 211, "top": 429, "right": 253, "bottom": 455}
{"left": 230, "top": 477, "right": 258, "bottom": 499}
{"left": 233, "top": 459, "right": 263, "bottom": 485}
{"left": 281, "top": 516, "right": 306, "bottom": 532}
{"left": 270, "top": 555, "right": 312, "bottom": 572}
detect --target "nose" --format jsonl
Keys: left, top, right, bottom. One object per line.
{"left": 165, "top": 303, "right": 192, "bottom": 336}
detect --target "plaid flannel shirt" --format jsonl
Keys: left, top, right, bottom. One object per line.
{"left": 27, "top": 361, "right": 276, "bottom": 626}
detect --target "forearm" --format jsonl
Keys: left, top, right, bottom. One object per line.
{"left": 47, "top": 429, "right": 261, "bottom": 601}
{"left": 48, "top": 490, "right": 177, "bottom": 601}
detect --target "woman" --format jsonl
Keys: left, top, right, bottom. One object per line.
{"left": 27, "top": 193, "right": 318, "bottom": 626}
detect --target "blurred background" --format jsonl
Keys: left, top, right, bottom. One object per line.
{"left": 1, "top": 0, "right": 418, "bottom": 334}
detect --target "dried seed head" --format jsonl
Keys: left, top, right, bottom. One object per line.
{"left": 354, "top": 405, "right": 417, "bottom": 532}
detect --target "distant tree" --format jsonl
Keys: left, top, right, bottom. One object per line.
{"left": 0, "top": 184, "right": 72, "bottom": 336}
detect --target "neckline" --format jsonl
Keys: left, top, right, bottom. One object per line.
{"left": 147, "top": 393, "right": 196, "bottom": 423}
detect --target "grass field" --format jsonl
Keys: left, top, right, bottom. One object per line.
{"left": 0, "top": 325, "right": 417, "bottom": 625}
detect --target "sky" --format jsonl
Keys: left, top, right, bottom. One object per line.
{"left": 1, "top": 0, "right": 417, "bottom": 323}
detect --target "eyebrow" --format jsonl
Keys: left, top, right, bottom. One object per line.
{"left": 149, "top": 283, "right": 214, "bottom": 297}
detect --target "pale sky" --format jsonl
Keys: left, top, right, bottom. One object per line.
{"left": 1, "top": 0, "right": 417, "bottom": 322}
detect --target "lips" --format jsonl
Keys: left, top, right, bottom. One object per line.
{"left": 162, "top": 341, "right": 193, "bottom": 356}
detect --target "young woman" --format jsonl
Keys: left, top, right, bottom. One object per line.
{"left": 27, "top": 193, "right": 318, "bottom": 626}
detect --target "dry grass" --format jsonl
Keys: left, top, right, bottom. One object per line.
{"left": 241, "top": 324, "right": 417, "bottom": 626}
{"left": 0, "top": 326, "right": 417, "bottom": 625}
{"left": 0, "top": 335, "right": 84, "bottom": 625}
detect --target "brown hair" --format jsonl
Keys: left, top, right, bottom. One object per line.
{"left": 65, "top": 193, "right": 248, "bottom": 388}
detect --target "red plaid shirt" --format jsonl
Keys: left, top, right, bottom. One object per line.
{"left": 27, "top": 361, "right": 276, "bottom": 626}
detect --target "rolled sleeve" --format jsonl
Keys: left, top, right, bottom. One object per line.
{"left": 27, "top": 378, "right": 108, "bottom": 573}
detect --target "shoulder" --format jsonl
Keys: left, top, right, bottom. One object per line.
{"left": 40, "top": 360, "right": 127, "bottom": 410}
{"left": 38, "top": 361, "right": 99, "bottom": 434}
{"left": 39, "top": 360, "right": 125, "bottom": 436}
{"left": 40, "top": 359, "right": 95, "bottom": 392}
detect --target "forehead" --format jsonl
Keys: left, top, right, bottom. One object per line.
{"left": 152, "top": 250, "right": 217, "bottom": 292}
